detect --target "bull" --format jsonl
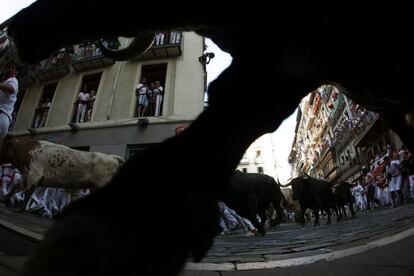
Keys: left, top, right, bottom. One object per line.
{"left": 281, "top": 174, "right": 339, "bottom": 227}
{"left": 221, "top": 170, "right": 286, "bottom": 235}
{"left": 332, "top": 181, "right": 356, "bottom": 219}
{"left": 6, "top": 1, "right": 414, "bottom": 275}
{"left": 0, "top": 135, "right": 124, "bottom": 212}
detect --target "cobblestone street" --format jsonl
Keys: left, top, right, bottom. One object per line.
{"left": 191, "top": 203, "right": 414, "bottom": 267}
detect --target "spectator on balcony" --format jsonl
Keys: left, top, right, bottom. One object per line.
{"left": 153, "top": 81, "right": 164, "bottom": 116}
{"left": 76, "top": 85, "right": 90, "bottom": 123}
{"left": 155, "top": 32, "right": 166, "bottom": 45}
{"left": 87, "top": 90, "right": 96, "bottom": 122}
{"left": 170, "top": 31, "right": 181, "bottom": 44}
{"left": 147, "top": 82, "right": 155, "bottom": 116}
{"left": 135, "top": 78, "right": 148, "bottom": 117}
{"left": 33, "top": 99, "right": 45, "bottom": 128}
{"left": 39, "top": 98, "right": 51, "bottom": 127}
{"left": 0, "top": 61, "right": 18, "bottom": 138}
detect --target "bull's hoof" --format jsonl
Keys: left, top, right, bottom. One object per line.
{"left": 314, "top": 221, "right": 320, "bottom": 227}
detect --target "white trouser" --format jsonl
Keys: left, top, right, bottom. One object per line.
{"left": 409, "top": 175, "right": 414, "bottom": 199}
{"left": 0, "top": 112, "right": 10, "bottom": 138}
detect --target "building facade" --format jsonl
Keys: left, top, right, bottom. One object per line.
{"left": 237, "top": 134, "right": 277, "bottom": 177}
{"left": 289, "top": 85, "right": 404, "bottom": 184}
{"left": 1, "top": 21, "right": 206, "bottom": 158}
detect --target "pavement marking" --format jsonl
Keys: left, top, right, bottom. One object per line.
{"left": 0, "top": 219, "right": 43, "bottom": 241}
{"left": 185, "top": 262, "right": 236, "bottom": 271}
{"left": 2, "top": 213, "right": 414, "bottom": 271}
{"left": 186, "top": 226, "right": 414, "bottom": 271}
{"left": 367, "top": 228, "right": 414, "bottom": 247}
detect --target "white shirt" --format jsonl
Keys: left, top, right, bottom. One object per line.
{"left": 136, "top": 83, "right": 147, "bottom": 95}
{"left": 78, "top": 92, "right": 90, "bottom": 102}
{"left": 388, "top": 160, "right": 401, "bottom": 177}
{"left": 0, "top": 77, "right": 18, "bottom": 121}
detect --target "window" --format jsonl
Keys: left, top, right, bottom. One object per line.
{"left": 257, "top": 167, "right": 263, "bottom": 174}
{"left": 242, "top": 168, "right": 247, "bottom": 173}
{"left": 72, "top": 73, "right": 102, "bottom": 123}
{"left": 32, "top": 82, "right": 57, "bottom": 128}
{"left": 256, "top": 150, "right": 261, "bottom": 158}
{"left": 135, "top": 64, "right": 167, "bottom": 117}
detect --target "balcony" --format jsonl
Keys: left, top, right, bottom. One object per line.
{"left": 329, "top": 95, "right": 345, "bottom": 128}
{"left": 132, "top": 32, "right": 182, "bottom": 61}
{"left": 338, "top": 155, "right": 361, "bottom": 181}
{"left": 71, "top": 43, "right": 115, "bottom": 72}
{"left": 333, "top": 127, "right": 354, "bottom": 154}
{"left": 35, "top": 50, "right": 72, "bottom": 81}
{"left": 352, "top": 111, "right": 379, "bottom": 145}
{"left": 19, "top": 75, "right": 36, "bottom": 89}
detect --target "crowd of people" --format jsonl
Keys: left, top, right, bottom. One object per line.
{"left": 136, "top": 78, "right": 164, "bottom": 117}
{"left": 73, "top": 85, "right": 96, "bottom": 123}
{"left": 354, "top": 146, "right": 414, "bottom": 211}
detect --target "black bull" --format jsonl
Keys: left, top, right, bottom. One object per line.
{"left": 282, "top": 175, "right": 339, "bottom": 226}
{"left": 7, "top": 1, "right": 414, "bottom": 276}
{"left": 332, "top": 181, "right": 356, "bottom": 219}
{"left": 221, "top": 171, "right": 285, "bottom": 235}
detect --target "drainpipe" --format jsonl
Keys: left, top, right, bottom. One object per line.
{"left": 106, "top": 38, "right": 129, "bottom": 120}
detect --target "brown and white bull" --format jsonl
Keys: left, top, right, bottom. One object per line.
{"left": 0, "top": 135, "right": 124, "bottom": 212}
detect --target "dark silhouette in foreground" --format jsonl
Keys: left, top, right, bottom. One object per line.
{"left": 5, "top": 1, "right": 414, "bottom": 275}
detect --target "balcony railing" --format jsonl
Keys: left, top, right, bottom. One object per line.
{"left": 71, "top": 99, "right": 95, "bottom": 124}
{"left": 338, "top": 155, "right": 361, "bottom": 181}
{"left": 34, "top": 49, "right": 72, "bottom": 81}
{"left": 132, "top": 31, "right": 182, "bottom": 61}
{"left": 329, "top": 95, "right": 345, "bottom": 128}
{"left": 351, "top": 111, "right": 379, "bottom": 143}
{"left": 71, "top": 42, "right": 115, "bottom": 72}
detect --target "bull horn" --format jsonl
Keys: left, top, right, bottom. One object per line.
{"left": 279, "top": 182, "right": 292, "bottom": 188}
{"left": 98, "top": 32, "right": 156, "bottom": 61}
{"left": 278, "top": 176, "right": 293, "bottom": 187}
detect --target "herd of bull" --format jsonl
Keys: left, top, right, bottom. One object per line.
{"left": 222, "top": 170, "right": 355, "bottom": 236}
